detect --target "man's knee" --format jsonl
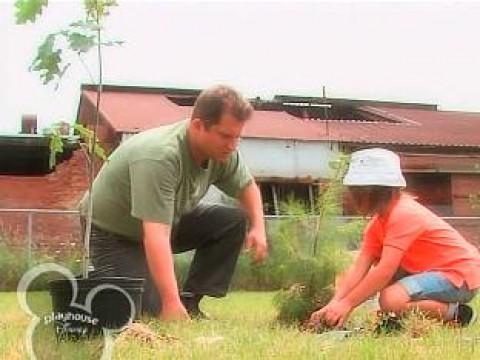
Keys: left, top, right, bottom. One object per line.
{"left": 225, "top": 206, "right": 247, "bottom": 242}
{"left": 379, "top": 284, "right": 411, "bottom": 313}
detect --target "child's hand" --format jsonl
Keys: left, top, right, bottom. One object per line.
{"left": 309, "top": 300, "right": 338, "bottom": 324}
{"left": 310, "top": 300, "right": 353, "bottom": 328}
{"left": 321, "top": 300, "right": 353, "bottom": 328}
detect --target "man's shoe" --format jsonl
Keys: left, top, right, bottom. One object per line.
{"left": 180, "top": 292, "right": 210, "bottom": 320}
{"left": 455, "top": 304, "right": 477, "bottom": 327}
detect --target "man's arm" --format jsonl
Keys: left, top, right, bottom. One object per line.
{"left": 143, "top": 221, "right": 189, "bottom": 321}
{"left": 238, "top": 181, "right": 268, "bottom": 263}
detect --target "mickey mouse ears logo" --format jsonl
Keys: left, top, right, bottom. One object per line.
{"left": 17, "top": 263, "right": 139, "bottom": 360}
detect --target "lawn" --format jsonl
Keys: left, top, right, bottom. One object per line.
{"left": 1, "top": 291, "right": 480, "bottom": 359}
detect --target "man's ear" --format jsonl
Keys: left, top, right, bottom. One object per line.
{"left": 190, "top": 117, "right": 203, "bottom": 131}
{"left": 192, "top": 118, "right": 211, "bottom": 134}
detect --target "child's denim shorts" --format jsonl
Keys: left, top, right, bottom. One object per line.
{"left": 396, "top": 271, "right": 477, "bottom": 304}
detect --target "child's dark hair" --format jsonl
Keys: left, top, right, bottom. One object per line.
{"left": 349, "top": 186, "right": 402, "bottom": 216}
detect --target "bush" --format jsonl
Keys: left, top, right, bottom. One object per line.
{"left": 172, "top": 154, "right": 365, "bottom": 325}
{"left": 272, "top": 154, "right": 363, "bottom": 324}
{"left": 0, "top": 244, "right": 82, "bottom": 291}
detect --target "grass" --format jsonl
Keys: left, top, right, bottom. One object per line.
{"left": 1, "top": 291, "right": 480, "bottom": 359}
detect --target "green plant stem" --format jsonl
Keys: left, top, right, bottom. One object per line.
{"left": 83, "top": 5, "right": 103, "bottom": 279}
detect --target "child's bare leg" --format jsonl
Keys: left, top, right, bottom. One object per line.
{"left": 379, "top": 283, "right": 452, "bottom": 320}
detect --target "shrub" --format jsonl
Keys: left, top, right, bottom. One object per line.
{"left": 173, "top": 154, "right": 365, "bottom": 323}
{"left": 273, "top": 154, "right": 364, "bottom": 324}
{"left": 0, "top": 244, "right": 82, "bottom": 291}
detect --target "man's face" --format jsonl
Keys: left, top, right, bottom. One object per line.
{"left": 197, "top": 113, "right": 244, "bottom": 162}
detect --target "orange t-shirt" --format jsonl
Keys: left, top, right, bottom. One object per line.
{"left": 361, "top": 194, "right": 480, "bottom": 290}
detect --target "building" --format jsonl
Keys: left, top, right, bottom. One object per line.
{"left": 2, "top": 84, "right": 479, "bottom": 249}
{"left": 78, "top": 85, "right": 480, "bottom": 216}
{"left": 0, "top": 120, "right": 88, "bottom": 252}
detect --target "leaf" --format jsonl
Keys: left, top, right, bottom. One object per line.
{"left": 14, "top": 0, "right": 48, "bottom": 24}
{"left": 84, "top": 0, "right": 118, "bottom": 21}
{"left": 30, "top": 34, "right": 67, "bottom": 85}
{"left": 70, "top": 20, "right": 101, "bottom": 32}
{"left": 30, "top": 34, "right": 70, "bottom": 87}
{"left": 43, "top": 125, "right": 64, "bottom": 169}
{"left": 101, "top": 40, "right": 124, "bottom": 47}
{"left": 66, "top": 32, "right": 96, "bottom": 53}
{"left": 74, "top": 123, "right": 108, "bottom": 161}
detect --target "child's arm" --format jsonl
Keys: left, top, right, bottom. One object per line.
{"left": 309, "top": 251, "right": 374, "bottom": 324}
{"left": 332, "top": 252, "right": 375, "bottom": 302}
{"left": 342, "top": 245, "right": 403, "bottom": 309}
{"left": 313, "top": 246, "right": 403, "bottom": 328}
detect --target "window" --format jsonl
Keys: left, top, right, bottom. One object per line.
{"left": 259, "top": 182, "right": 320, "bottom": 215}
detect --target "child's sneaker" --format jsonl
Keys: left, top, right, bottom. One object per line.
{"left": 455, "top": 304, "right": 477, "bottom": 327}
{"left": 374, "top": 312, "right": 403, "bottom": 334}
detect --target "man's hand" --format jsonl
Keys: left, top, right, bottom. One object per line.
{"left": 245, "top": 226, "right": 268, "bottom": 263}
{"left": 160, "top": 299, "right": 191, "bottom": 321}
{"left": 309, "top": 299, "right": 353, "bottom": 328}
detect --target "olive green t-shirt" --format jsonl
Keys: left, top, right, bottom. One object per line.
{"left": 80, "top": 120, "right": 252, "bottom": 240}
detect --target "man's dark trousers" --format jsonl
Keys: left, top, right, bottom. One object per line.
{"left": 88, "top": 204, "right": 247, "bottom": 316}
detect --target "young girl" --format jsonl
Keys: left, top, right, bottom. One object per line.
{"left": 310, "top": 148, "right": 480, "bottom": 328}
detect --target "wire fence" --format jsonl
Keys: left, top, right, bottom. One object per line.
{"left": 1, "top": 209, "right": 480, "bottom": 264}
{"left": 0, "top": 208, "right": 82, "bottom": 264}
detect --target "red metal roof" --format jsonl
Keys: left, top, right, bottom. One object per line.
{"left": 324, "top": 106, "right": 480, "bottom": 147}
{"left": 83, "top": 90, "right": 191, "bottom": 133}
{"left": 81, "top": 89, "right": 480, "bottom": 148}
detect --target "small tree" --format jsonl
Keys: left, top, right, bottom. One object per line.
{"left": 273, "top": 153, "right": 365, "bottom": 326}
{"left": 15, "top": 0, "right": 121, "bottom": 277}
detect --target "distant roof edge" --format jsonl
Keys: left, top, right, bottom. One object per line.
{"left": 273, "top": 94, "right": 437, "bottom": 111}
{"left": 81, "top": 83, "right": 202, "bottom": 96}
{"left": 81, "top": 84, "right": 438, "bottom": 111}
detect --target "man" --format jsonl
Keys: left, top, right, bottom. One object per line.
{"left": 81, "top": 85, "right": 267, "bottom": 320}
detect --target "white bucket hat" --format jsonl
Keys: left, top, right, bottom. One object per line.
{"left": 343, "top": 148, "right": 406, "bottom": 187}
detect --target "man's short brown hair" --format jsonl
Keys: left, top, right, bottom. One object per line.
{"left": 192, "top": 85, "right": 253, "bottom": 128}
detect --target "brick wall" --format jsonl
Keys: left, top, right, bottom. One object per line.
{"left": 0, "top": 150, "right": 89, "bottom": 253}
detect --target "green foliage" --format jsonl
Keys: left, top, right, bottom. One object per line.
{"left": 16, "top": 0, "right": 120, "bottom": 278}
{"left": 16, "top": 0, "right": 122, "bottom": 87}
{"left": 272, "top": 153, "right": 364, "bottom": 324}
{"left": 62, "top": 29, "right": 96, "bottom": 53}
{"left": 312, "top": 153, "right": 350, "bottom": 255}
{"left": 43, "top": 123, "right": 64, "bottom": 169}
{"left": 2, "top": 291, "right": 480, "bottom": 359}
{"left": 84, "top": 0, "right": 118, "bottom": 21}
{"left": 174, "top": 153, "right": 365, "bottom": 325}
{"left": 271, "top": 216, "right": 353, "bottom": 324}
{"left": 30, "top": 34, "right": 69, "bottom": 86}
{"left": 273, "top": 283, "right": 330, "bottom": 324}
{"left": 74, "top": 123, "right": 107, "bottom": 161}
{"left": 14, "top": 0, "right": 48, "bottom": 24}
{"left": 0, "top": 244, "right": 82, "bottom": 291}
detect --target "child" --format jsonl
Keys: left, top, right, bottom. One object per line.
{"left": 310, "top": 148, "right": 480, "bottom": 328}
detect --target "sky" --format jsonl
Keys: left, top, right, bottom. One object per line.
{"left": 2, "top": 0, "right": 480, "bottom": 134}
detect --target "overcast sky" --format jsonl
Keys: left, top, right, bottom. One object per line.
{"left": 2, "top": 0, "right": 480, "bottom": 134}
